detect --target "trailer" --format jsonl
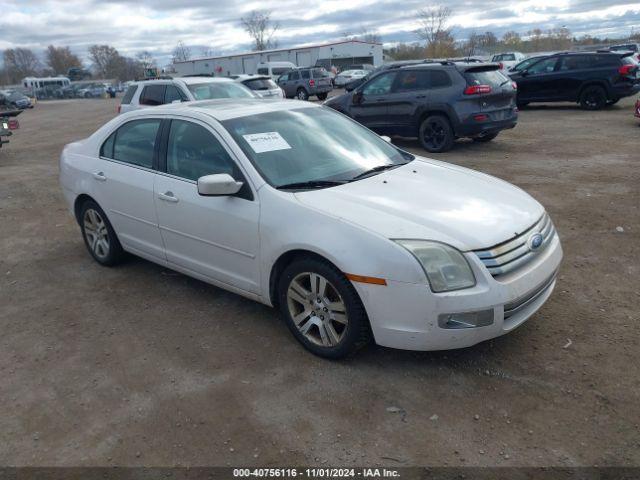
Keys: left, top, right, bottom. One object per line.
{"left": 173, "top": 40, "right": 383, "bottom": 77}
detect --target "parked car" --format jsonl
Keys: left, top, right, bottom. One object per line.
{"left": 324, "top": 62, "right": 518, "bottom": 152}
{"left": 347, "top": 63, "right": 374, "bottom": 71}
{"left": 231, "top": 74, "right": 284, "bottom": 98}
{"left": 491, "top": 52, "right": 525, "bottom": 71}
{"left": 256, "top": 61, "right": 296, "bottom": 81}
{"left": 508, "top": 55, "right": 549, "bottom": 74}
{"left": 635, "top": 98, "right": 640, "bottom": 120}
{"left": 77, "top": 83, "right": 106, "bottom": 98}
{"left": 277, "top": 67, "right": 333, "bottom": 100}
{"left": 118, "top": 77, "right": 256, "bottom": 114}
{"left": 67, "top": 67, "right": 92, "bottom": 81}
{"left": 59, "top": 98, "right": 562, "bottom": 358}
{"left": 0, "top": 90, "right": 32, "bottom": 109}
{"left": 0, "top": 108, "right": 21, "bottom": 149}
{"left": 608, "top": 43, "right": 640, "bottom": 61}
{"left": 334, "top": 69, "right": 369, "bottom": 87}
{"left": 509, "top": 52, "right": 640, "bottom": 110}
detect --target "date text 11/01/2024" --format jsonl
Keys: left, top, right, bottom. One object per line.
{"left": 233, "top": 468, "right": 401, "bottom": 478}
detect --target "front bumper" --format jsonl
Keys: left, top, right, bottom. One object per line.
{"left": 352, "top": 233, "right": 563, "bottom": 351}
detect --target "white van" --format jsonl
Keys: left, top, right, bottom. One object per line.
{"left": 256, "top": 62, "right": 296, "bottom": 81}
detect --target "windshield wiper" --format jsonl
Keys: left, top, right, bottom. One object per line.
{"left": 349, "top": 163, "right": 408, "bottom": 181}
{"left": 276, "top": 180, "right": 346, "bottom": 190}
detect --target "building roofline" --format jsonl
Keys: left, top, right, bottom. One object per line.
{"left": 173, "top": 39, "right": 383, "bottom": 64}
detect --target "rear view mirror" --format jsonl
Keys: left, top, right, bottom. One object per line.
{"left": 197, "top": 174, "right": 243, "bottom": 196}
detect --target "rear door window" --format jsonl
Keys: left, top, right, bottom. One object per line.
{"left": 289, "top": 71, "right": 300, "bottom": 81}
{"left": 526, "top": 57, "right": 559, "bottom": 74}
{"left": 300, "top": 70, "right": 310, "bottom": 80}
{"left": 394, "top": 70, "right": 430, "bottom": 92}
{"left": 112, "top": 119, "right": 161, "bottom": 168}
{"left": 559, "top": 55, "right": 592, "bottom": 71}
{"left": 164, "top": 85, "right": 187, "bottom": 103}
{"left": 121, "top": 85, "right": 137, "bottom": 104}
{"left": 139, "top": 85, "right": 166, "bottom": 106}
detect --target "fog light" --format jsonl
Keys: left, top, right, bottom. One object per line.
{"left": 438, "top": 309, "right": 494, "bottom": 329}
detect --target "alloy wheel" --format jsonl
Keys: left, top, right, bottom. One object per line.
{"left": 423, "top": 120, "right": 447, "bottom": 149}
{"left": 286, "top": 272, "right": 348, "bottom": 347}
{"left": 83, "top": 208, "right": 110, "bottom": 260}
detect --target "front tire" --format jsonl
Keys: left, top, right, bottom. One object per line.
{"left": 316, "top": 92, "right": 328, "bottom": 101}
{"left": 419, "top": 115, "right": 455, "bottom": 153}
{"left": 296, "top": 88, "right": 309, "bottom": 101}
{"left": 277, "top": 257, "right": 371, "bottom": 359}
{"left": 580, "top": 86, "right": 607, "bottom": 110}
{"left": 79, "top": 200, "right": 125, "bottom": 266}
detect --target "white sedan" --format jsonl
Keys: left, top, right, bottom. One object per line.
{"left": 334, "top": 70, "right": 369, "bottom": 87}
{"left": 59, "top": 99, "right": 562, "bottom": 358}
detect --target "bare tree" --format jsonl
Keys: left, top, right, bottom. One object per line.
{"left": 502, "top": 31, "right": 522, "bottom": 47}
{"left": 241, "top": 10, "right": 279, "bottom": 51}
{"left": 463, "top": 31, "right": 480, "bottom": 57}
{"left": 88, "top": 44, "right": 121, "bottom": 78}
{"left": 45, "top": 45, "right": 82, "bottom": 75}
{"left": 415, "top": 5, "right": 454, "bottom": 57}
{"left": 136, "top": 50, "right": 156, "bottom": 69}
{"left": 3, "top": 48, "right": 41, "bottom": 82}
{"left": 172, "top": 41, "right": 191, "bottom": 63}
{"left": 359, "top": 28, "right": 381, "bottom": 44}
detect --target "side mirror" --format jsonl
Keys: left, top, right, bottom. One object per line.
{"left": 197, "top": 173, "right": 243, "bottom": 196}
{"left": 380, "top": 135, "right": 391, "bottom": 143}
{"left": 352, "top": 90, "right": 363, "bottom": 104}
{"left": 521, "top": 70, "right": 529, "bottom": 77}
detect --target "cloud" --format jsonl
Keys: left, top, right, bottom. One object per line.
{"left": 1, "top": 0, "right": 639, "bottom": 67}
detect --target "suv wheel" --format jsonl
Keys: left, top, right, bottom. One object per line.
{"left": 419, "top": 115, "right": 455, "bottom": 153}
{"left": 580, "top": 86, "right": 607, "bottom": 110}
{"left": 296, "top": 88, "right": 309, "bottom": 101}
{"left": 316, "top": 92, "right": 328, "bottom": 101}
{"left": 79, "top": 200, "right": 125, "bottom": 266}
{"left": 277, "top": 257, "right": 371, "bottom": 359}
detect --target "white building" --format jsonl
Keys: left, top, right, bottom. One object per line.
{"left": 172, "top": 40, "right": 384, "bottom": 77}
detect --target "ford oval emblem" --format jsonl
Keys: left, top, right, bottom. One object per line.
{"left": 528, "top": 232, "right": 544, "bottom": 251}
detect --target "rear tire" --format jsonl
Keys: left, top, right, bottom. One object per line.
{"left": 79, "top": 199, "right": 125, "bottom": 266}
{"left": 296, "top": 88, "right": 309, "bottom": 101}
{"left": 419, "top": 115, "right": 455, "bottom": 153}
{"left": 579, "top": 86, "right": 607, "bottom": 110}
{"left": 277, "top": 257, "right": 371, "bottom": 359}
{"left": 473, "top": 132, "right": 499, "bottom": 143}
{"left": 606, "top": 98, "right": 620, "bottom": 106}
{"left": 316, "top": 92, "right": 328, "bottom": 101}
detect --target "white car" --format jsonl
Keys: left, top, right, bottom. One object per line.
{"left": 491, "top": 52, "right": 526, "bottom": 71}
{"left": 334, "top": 70, "right": 369, "bottom": 87}
{"left": 231, "top": 74, "right": 285, "bottom": 98}
{"left": 118, "top": 77, "right": 256, "bottom": 114}
{"left": 59, "top": 99, "right": 562, "bottom": 358}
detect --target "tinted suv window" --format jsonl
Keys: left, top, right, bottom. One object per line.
{"left": 464, "top": 68, "right": 507, "bottom": 86}
{"left": 140, "top": 85, "right": 166, "bottom": 106}
{"left": 592, "top": 55, "right": 621, "bottom": 67}
{"left": 527, "top": 57, "right": 558, "bottom": 74}
{"left": 167, "top": 120, "right": 238, "bottom": 181}
{"left": 301, "top": 70, "right": 310, "bottom": 79}
{"left": 395, "top": 70, "right": 430, "bottom": 91}
{"left": 289, "top": 71, "right": 300, "bottom": 81}
{"left": 257, "top": 68, "right": 269, "bottom": 75}
{"left": 559, "top": 55, "right": 592, "bottom": 70}
{"left": 112, "top": 119, "right": 161, "bottom": 168}
{"left": 362, "top": 72, "right": 397, "bottom": 95}
{"left": 430, "top": 70, "right": 451, "bottom": 88}
{"left": 121, "top": 85, "right": 137, "bottom": 104}
{"left": 164, "top": 85, "right": 186, "bottom": 103}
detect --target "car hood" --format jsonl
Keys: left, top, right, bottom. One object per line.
{"left": 294, "top": 158, "right": 544, "bottom": 251}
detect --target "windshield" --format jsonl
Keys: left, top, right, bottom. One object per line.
{"left": 187, "top": 82, "right": 254, "bottom": 100}
{"left": 222, "top": 107, "right": 412, "bottom": 188}
{"left": 243, "top": 78, "right": 278, "bottom": 90}
{"left": 271, "top": 67, "right": 292, "bottom": 76}
{"left": 464, "top": 68, "right": 508, "bottom": 86}
{"left": 492, "top": 54, "right": 516, "bottom": 61}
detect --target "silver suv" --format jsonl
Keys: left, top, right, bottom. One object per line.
{"left": 277, "top": 67, "right": 333, "bottom": 101}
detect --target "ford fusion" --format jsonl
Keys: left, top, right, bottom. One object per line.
{"left": 59, "top": 99, "right": 562, "bottom": 358}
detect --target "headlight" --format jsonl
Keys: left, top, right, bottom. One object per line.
{"left": 395, "top": 240, "right": 476, "bottom": 293}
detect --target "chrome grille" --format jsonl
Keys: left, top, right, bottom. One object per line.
{"left": 473, "top": 213, "right": 556, "bottom": 277}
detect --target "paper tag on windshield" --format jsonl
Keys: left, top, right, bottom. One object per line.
{"left": 242, "top": 132, "right": 291, "bottom": 153}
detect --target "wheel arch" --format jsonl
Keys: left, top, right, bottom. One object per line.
{"left": 73, "top": 193, "right": 97, "bottom": 224}
{"left": 269, "top": 249, "right": 343, "bottom": 307}
{"left": 578, "top": 81, "right": 610, "bottom": 100}
{"left": 416, "top": 108, "right": 456, "bottom": 134}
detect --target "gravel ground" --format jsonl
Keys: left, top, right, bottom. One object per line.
{"left": 0, "top": 96, "right": 638, "bottom": 468}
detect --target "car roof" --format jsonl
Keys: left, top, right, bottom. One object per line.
{"left": 232, "top": 74, "right": 271, "bottom": 81}
{"left": 128, "top": 98, "right": 320, "bottom": 121}
{"left": 134, "top": 77, "right": 234, "bottom": 86}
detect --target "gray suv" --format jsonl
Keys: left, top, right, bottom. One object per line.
{"left": 277, "top": 67, "right": 333, "bottom": 100}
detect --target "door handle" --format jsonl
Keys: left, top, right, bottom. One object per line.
{"left": 158, "top": 191, "right": 179, "bottom": 203}
{"left": 93, "top": 171, "right": 106, "bottom": 181}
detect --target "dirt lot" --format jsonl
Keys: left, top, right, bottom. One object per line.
{"left": 1, "top": 96, "right": 639, "bottom": 468}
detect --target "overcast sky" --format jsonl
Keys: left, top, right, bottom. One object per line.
{"left": 1, "top": 0, "right": 639, "bottom": 66}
